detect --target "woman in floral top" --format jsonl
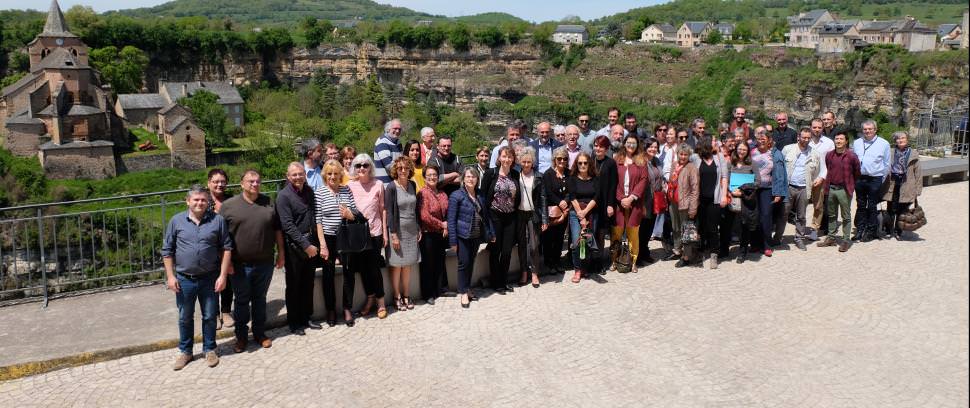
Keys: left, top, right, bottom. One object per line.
{"left": 480, "top": 146, "right": 521, "bottom": 294}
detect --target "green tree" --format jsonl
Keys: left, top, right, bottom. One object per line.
{"left": 474, "top": 26, "right": 505, "bottom": 48}
{"left": 301, "top": 17, "right": 333, "bottom": 48}
{"left": 179, "top": 90, "right": 231, "bottom": 149}
{"left": 704, "top": 30, "right": 723, "bottom": 45}
{"left": 449, "top": 23, "right": 471, "bottom": 52}
{"left": 88, "top": 45, "right": 149, "bottom": 94}
{"left": 64, "top": 5, "right": 99, "bottom": 37}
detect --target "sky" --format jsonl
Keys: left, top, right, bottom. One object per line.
{"left": 0, "top": 0, "right": 667, "bottom": 22}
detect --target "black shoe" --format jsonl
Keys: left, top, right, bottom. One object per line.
{"left": 532, "top": 283, "right": 539, "bottom": 288}
{"left": 495, "top": 287, "right": 508, "bottom": 295}
{"left": 440, "top": 290, "right": 457, "bottom": 297}
{"left": 665, "top": 252, "right": 680, "bottom": 261}
{"left": 505, "top": 284, "right": 515, "bottom": 292}
{"left": 795, "top": 240, "right": 807, "bottom": 251}
{"left": 290, "top": 328, "right": 306, "bottom": 336}
{"left": 737, "top": 250, "right": 747, "bottom": 264}
{"left": 306, "top": 321, "right": 322, "bottom": 330}
{"left": 675, "top": 259, "right": 688, "bottom": 268}
{"left": 345, "top": 318, "right": 355, "bottom": 327}
{"left": 426, "top": 297, "right": 436, "bottom": 306}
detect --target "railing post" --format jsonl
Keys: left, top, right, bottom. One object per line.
{"left": 37, "top": 208, "right": 48, "bottom": 309}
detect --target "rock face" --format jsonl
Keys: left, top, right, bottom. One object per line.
{"left": 147, "top": 43, "right": 544, "bottom": 109}
{"left": 146, "top": 43, "right": 968, "bottom": 128}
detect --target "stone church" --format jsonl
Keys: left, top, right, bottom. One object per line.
{"left": 0, "top": 0, "right": 121, "bottom": 179}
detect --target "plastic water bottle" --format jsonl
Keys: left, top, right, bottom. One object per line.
{"left": 579, "top": 235, "right": 586, "bottom": 260}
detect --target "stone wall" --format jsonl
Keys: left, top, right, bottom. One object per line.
{"left": 39, "top": 145, "right": 116, "bottom": 180}
{"left": 117, "top": 152, "right": 171, "bottom": 173}
{"left": 3, "top": 123, "right": 47, "bottom": 156}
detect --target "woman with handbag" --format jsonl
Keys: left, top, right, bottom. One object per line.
{"left": 610, "top": 135, "right": 648, "bottom": 272}
{"left": 639, "top": 137, "right": 665, "bottom": 266}
{"left": 567, "top": 151, "right": 601, "bottom": 282}
{"left": 516, "top": 147, "right": 548, "bottom": 288}
{"left": 542, "top": 147, "right": 570, "bottom": 274}
{"left": 385, "top": 156, "right": 422, "bottom": 311}
{"left": 448, "top": 168, "right": 495, "bottom": 309}
{"left": 418, "top": 165, "right": 450, "bottom": 304}
{"left": 669, "top": 144, "right": 699, "bottom": 268}
{"left": 882, "top": 131, "right": 923, "bottom": 240}
{"left": 277, "top": 162, "right": 320, "bottom": 336}
{"left": 314, "top": 160, "right": 360, "bottom": 327}
{"left": 481, "top": 146, "right": 521, "bottom": 294}
{"left": 346, "top": 154, "right": 388, "bottom": 319}
{"left": 728, "top": 142, "right": 757, "bottom": 263}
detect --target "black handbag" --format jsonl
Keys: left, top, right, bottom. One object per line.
{"left": 336, "top": 215, "right": 372, "bottom": 254}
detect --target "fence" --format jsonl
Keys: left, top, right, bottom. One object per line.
{"left": 0, "top": 180, "right": 285, "bottom": 308}
{"left": 910, "top": 108, "right": 968, "bottom": 159}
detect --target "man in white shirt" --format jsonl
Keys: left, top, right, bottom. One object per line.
{"left": 808, "top": 118, "right": 835, "bottom": 239}
{"left": 595, "top": 107, "right": 629, "bottom": 139}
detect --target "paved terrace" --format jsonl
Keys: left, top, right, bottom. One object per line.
{"left": 0, "top": 182, "right": 967, "bottom": 407}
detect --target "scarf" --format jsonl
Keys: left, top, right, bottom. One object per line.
{"left": 891, "top": 147, "right": 910, "bottom": 181}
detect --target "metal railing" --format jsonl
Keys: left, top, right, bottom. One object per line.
{"left": 911, "top": 107, "right": 968, "bottom": 158}
{"left": 0, "top": 180, "right": 285, "bottom": 307}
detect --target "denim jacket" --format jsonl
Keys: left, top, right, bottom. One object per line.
{"left": 771, "top": 147, "right": 789, "bottom": 201}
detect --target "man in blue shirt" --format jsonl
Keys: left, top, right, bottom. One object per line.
{"left": 851, "top": 119, "right": 891, "bottom": 242}
{"left": 163, "top": 185, "right": 233, "bottom": 370}
{"left": 301, "top": 139, "right": 323, "bottom": 191}
{"left": 374, "top": 119, "right": 403, "bottom": 183}
{"left": 529, "top": 121, "right": 561, "bottom": 174}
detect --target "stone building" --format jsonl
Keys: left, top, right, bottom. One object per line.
{"left": 158, "top": 104, "right": 205, "bottom": 170}
{"left": 552, "top": 25, "right": 588, "bottom": 45}
{"left": 640, "top": 23, "right": 677, "bottom": 43}
{"left": 817, "top": 21, "right": 863, "bottom": 54}
{"left": 677, "top": 22, "right": 712, "bottom": 48}
{"left": 714, "top": 23, "right": 735, "bottom": 41}
{"left": 786, "top": 9, "right": 834, "bottom": 49}
{"left": 858, "top": 17, "right": 936, "bottom": 52}
{"left": 116, "top": 81, "right": 244, "bottom": 130}
{"left": 0, "top": 0, "right": 117, "bottom": 179}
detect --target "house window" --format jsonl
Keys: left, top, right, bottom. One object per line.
{"left": 186, "top": 135, "right": 191, "bottom": 143}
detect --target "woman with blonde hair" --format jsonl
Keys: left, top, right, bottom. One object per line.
{"left": 314, "top": 160, "right": 360, "bottom": 326}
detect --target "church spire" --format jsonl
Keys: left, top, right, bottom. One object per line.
{"left": 41, "top": 0, "right": 77, "bottom": 37}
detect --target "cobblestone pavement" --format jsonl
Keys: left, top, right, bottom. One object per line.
{"left": 1, "top": 182, "right": 967, "bottom": 407}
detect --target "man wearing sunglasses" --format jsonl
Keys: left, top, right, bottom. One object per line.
{"left": 576, "top": 113, "right": 597, "bottom": 153}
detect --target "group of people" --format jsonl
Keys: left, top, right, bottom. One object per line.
{"left": 161, "top": 108, "right": 924, "bottom": 370}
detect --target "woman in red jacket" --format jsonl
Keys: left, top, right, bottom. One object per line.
{"left": 610, "top": 134, "right": 649, "bottom": 271}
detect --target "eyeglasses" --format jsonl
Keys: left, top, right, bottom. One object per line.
{"left": 354, "top": 163, "right": 370, "bottom": 169}
{"left": 624, "top": 142, "right": 638, "bottom": 147}
{"left": 658, "top": 128, "right": 667, "bottom": 132}
{"left": 678, "top": 136, "right": 688, "bottom": 140}
{"left": 555, "top": 157, "right": 567, "bottom": 162}
{"left": 439, "top": 144, "right": 452, "bottom": 148}
{"left": 577, "top": 161, "right": 589, "bottom": 166}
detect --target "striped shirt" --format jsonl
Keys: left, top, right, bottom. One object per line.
{"left": 314, "top": 184, "right": 358, "bottom": 236}
{"left": 373, "top": 134, "right": 402, "bottom": 183}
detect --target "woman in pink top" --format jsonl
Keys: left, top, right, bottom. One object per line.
{"left": 346, "top": 154, "right": 388, "bottom": 319}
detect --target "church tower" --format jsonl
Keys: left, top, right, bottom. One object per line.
{"left": 27, "top": 0, "right": 89, "bottom": 70}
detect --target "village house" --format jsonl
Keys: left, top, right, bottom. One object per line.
{"left": 677, "top": 22, "right": 712, "bottom": 47}
{"left": 857, "top": 17, "right": 936, "bottom": 52}
{"left": 816, "top": 21, "right": 863, "bottom": 54}
{"left": 786, "top": 9, "right": 834, "bottom": 49}
{"left": 0, "top": 0, "right": 119, "bottom": 179}
{"left": 115, "top": 81, "right": 244, "bottom": 132}
{"left": 552, "top": 25, "right": 588, "bottom": 45}
{"left": 640, "top": 23, "right": 677, "bottom": 43}
{"left": 937, "top": 23, "right": 963, "bottom": 50}
{"left": 714, "top": 23, "right": 735, "bottom": 41}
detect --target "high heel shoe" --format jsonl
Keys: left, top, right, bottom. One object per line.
{"left": 344, "top": 311, "right": 355, "bottom": 327}
{"left": 531, "top": 273, "right": 540, "bottom": 288}
{"left": 460, "top": 294, "right": 470, "bottom": 309}
{"left": 403, "top": 296, "right": 414, "bottom": 310}
{"left": 326, "top": 311, "right": 336, "bottom": 327}
{"left": 395, "top": 296, "right": 406, "bottom": 312}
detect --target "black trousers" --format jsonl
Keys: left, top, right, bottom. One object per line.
{"left": 719, "top": 209, "right": 736, "bottom": 257}
{"left": 220, "top": 276, "right": 233, "bottom": 313}
{"left": 488, "top": 211, "right": 517, "bottom": 289}
{"left": 542, "top": 221, "right": 567, "bottom": 272}
{"left": 283, "top": 243, "right": 315, "bottom": 329}
{"left": 637, "top": 214, "right": 656, "bottom": 260}
{"left": 419, "top": 231, "right": 448, "bottom": 300}
{"left": 348, "top": 236, "right": 386, "bottom": 300}
{"left": 320, "top": 234, "right": 339, "bottom": 313}
{"left": 696, "top": 198, "right": 720, "bottom": 254}
{"left": 854, "top": 176, "right": 883, "bottom": 236}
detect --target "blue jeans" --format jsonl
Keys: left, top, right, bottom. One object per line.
{"left": 568, "top": 210, "right": 598, "bottom": 271}
{"left": 231, "top": 262, "right": 274, "bottom": 340}
{"left": 175, "top": 273, "right": 218, "bottom": 355}
{"left": 456, "top": 237, "right": 480, "bottom": 294}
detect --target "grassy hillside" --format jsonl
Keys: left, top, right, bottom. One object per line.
{"left": 112, "top": 0, "right": 443, "bottom": 24}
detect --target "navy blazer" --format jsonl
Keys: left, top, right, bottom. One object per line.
{"left": 447, "top": 189, "right": 495, "bottom": 246}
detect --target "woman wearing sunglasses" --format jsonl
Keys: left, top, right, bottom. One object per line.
{"left": 346, "top": 154, "right": 388, "bottom": 319}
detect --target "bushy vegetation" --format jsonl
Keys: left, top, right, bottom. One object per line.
{"left": 178, "top": 90, "right": 233, "bottom": 149}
